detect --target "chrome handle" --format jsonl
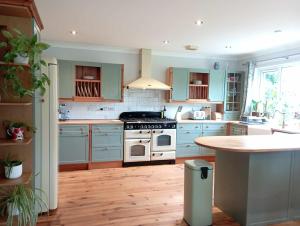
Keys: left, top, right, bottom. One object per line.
{"left": 153, "top": 131, "right": 156, "bottom": 134}
{"left": 139, "top": 131, "right": 142, "bottom": 134}
{"left": 186, "top": 131, "right": 190, "bottom": 134}
{"left": 186, "top": 145, "right": 191, "bottom": 147}
{"left": 160, "top": 130, "right": 164, "bottom": 133}
{"left": 160, "top": 153, "right": 163, "bottom": 156}
{"left": 147, "top": 131, "right": 151, "bottom": 133}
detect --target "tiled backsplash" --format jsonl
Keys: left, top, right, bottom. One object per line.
{"left": 61, "top": 89, "right": 216, "bottom": 120}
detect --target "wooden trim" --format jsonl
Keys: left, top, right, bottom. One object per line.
{"left": 90, "top": 161, "right": 123, "bottom": 169}
{"left": 59, "top": 98, "right": 73, "bottom": 103}
{"left": 175, "top": 156, "right": 215, "bottom": 164}
{"left": 88, "top": 125, "right": 92, "bottom": 170}
{"left": 0, "top": 0, "right": 44, "bottom": 30}
{"left": 0, "top": 137, "right": 32, "bottom": 146}
{"left": 59, "top": 163, "right": 89, "bottom": 172}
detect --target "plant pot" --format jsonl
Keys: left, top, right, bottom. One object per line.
{"left": 7, "top": 203, "right": 19, "bottom": 216}
{"left": 13, "top": 54, "right": 29, "bottom": 65}
{"left": 6, "top": 127, "right": 24, "bottom": 140}
{"left": 4, "top": 162, "right": 23, "bottom": 179}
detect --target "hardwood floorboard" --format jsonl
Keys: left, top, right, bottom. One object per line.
{"left": 35, "top": 164, "right": 300, "bottom": 226}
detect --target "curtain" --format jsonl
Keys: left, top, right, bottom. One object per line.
{"left": 240, "top": 61, "right": 258, "bottom": 116}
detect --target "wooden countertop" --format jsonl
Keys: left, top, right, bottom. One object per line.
{"left": 58, "top": 119, "right": 123, "bottom": 125}
{"left": 194, "top": 134, "right": 300, "bottom": 152}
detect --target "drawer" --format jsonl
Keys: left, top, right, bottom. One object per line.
{"left": 176, "top": 144, "right": 201, "bottom": 157}
{"left": 202, "top": 123, "right": 227, "bottom": 131}
{"left": 176, "top": 132, "right": 201, "bottom": 144}
{"left": 59, "top": 125, "right": 89, "bottom": 134}
{"left": 92, "top": 125, "right": 123, "bottom": 133}
{"left": 92, "top": 146, "right": 123, "bottom": 162}
{"left": 92, "top": 132, "right": 123, "bottom": 147}
{"left": 202, "top": 131, "right": 226, "bottom": 137}
{"left": 177, "top": 124, "right": 202, "bottom": 131}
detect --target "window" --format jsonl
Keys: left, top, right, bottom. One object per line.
{"left": 257, "top": 64, "right": 300, "bottom": 128}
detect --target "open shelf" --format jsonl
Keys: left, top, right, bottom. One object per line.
{"left": 0, "top": 61, "right": 30, "bottom": 68}
{"left": 0, "top": 102, "right": 32, "bottom": 106}
{"left": 0, "top": 137, "right": 32, "bottom": 146}
{"left": 0, "top": 173, "right": 31, "bottom": 187}
{"left": 188, "top": 72, "right": 209, "bottom": 100}
{"left": 189, "top": 84, "right": 208, "bottom": 87}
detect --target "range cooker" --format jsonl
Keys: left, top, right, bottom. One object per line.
{"left": 119, "top": 111, "right": 177, "bottom": 166}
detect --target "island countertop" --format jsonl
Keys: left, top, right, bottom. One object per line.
{"left": 194, "top": 134, "right": 300, "bottom": 152}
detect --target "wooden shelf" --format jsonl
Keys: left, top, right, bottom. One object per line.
{"left": 75, "top": 79, "right": 101, "bottom": 82}
{"left": 0, "top": 137, "right": 32, "bottom": 146}
{"left": 0, "top": 102, "right": 32, "bottom": 106}
{"left": 0, "top": 173, "right": 31, "bottom": 187}
{"left": 0, "top": 61, "right": 30, "bottom": 68}
{"left": 189, "top": 84, "right": 208, "bottom": 87}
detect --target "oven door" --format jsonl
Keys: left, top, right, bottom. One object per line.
{"left": 151, "top": 129, "right": 176, "bottom": 152}
{"left": 124, "top": 139, "right": 151, "bottom": 162}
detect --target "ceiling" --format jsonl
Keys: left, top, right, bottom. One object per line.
{"left": 35, "top": 0, "right": 300, "bottom": 57}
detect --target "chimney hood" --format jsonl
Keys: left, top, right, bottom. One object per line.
{"left": 127, "top": 49, "right": 171, "bottom": 90}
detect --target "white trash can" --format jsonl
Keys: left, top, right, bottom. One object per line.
{"left": 184, "top": 160, "right": 213, "bottom": 226}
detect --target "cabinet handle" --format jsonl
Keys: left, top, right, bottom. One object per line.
{"left": 186, "top": 145, "right": 191, "bottom": 147}
{"left": 206, "top": 126, "right": 209, "bottom": 128}
{"left": 179, "top": 126, "right": 183, "bottom": 129}
{"left": 195, "top": 126, "right": 199, "bottom": 129}
{"left": 185, "top": 131, "right": 190, "bottom": 134}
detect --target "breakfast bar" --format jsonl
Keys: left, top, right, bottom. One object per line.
{"left": 195, "top": 135, "right": 300, "bottom": 226}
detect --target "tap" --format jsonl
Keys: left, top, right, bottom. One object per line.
{"left": 274, "top": 110, "right": 286, "bottom": 129}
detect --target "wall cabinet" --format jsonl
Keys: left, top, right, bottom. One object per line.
{"left": 166, "top": 67, "right": 225, "bottom": 102}
{"left": 176, "top": 123, "right": 227, "bottom": 157}
{"left": 58, "top": 60, "right": 124, "bottom": 102}
{"left": 92, "top": 125, "right": 123, "bottom": 162}
{"left": 59, "top": 125, "right": 89, "bottom": 164}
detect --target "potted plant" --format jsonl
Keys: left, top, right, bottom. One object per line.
{"left": 3, "top": 120, "right": 35, "bottom": 141}
{"left": 0, "top": 29, "right": 50, "bottom": 97}
{"left": 0, "top": 155, "right": 22, "bottom": 179}
{"left": 0, "top": 183, "right": 48, "bottom": 226}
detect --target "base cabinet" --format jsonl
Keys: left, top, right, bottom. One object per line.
{"left": 59, "top": 125, "right": 89, "bottom": 164}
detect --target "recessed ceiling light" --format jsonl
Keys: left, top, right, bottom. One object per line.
{"left": 163, "top": 40, "right": 170, "bottom": 44}
{"left": 195, "top": 20, "right": 204, "bottom": 26}
{"left": 225, "top": 45, "right": 232, "bottom": 49}
{"left": 70, "top": 30, "right": 77, "bottom": 35}
{"left": 274, "top": 29, "right": 282, "bottom": 33}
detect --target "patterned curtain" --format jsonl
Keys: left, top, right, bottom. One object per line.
{"left": 240, "top": 61, "right": 257, "bottom": 116}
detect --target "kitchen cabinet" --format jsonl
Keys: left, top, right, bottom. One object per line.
{"left": 92, "top": 125, "right": 123, "bottom": 162}
{"left": 101, "top": 63, "right": 123, "bottom": 101}
{"left": 166, "top": 67, "right": 225, "bottom": 103}
{"left": 59, "top": 125, "right": 89, "bottom": 164}
{"left": 176, "top": 123, "right": 227, "bottom": 157}
{"left": 208, "top": 69, "right": 226, "bottom": 102}
{"left": 230, "top": 123, "right": 247, "bottom": 135}
{"left": 223, "top": 71, "right": 244, "bottom": 120}
{"left": 58, "top": 60, "right": 124, "bottom": 102}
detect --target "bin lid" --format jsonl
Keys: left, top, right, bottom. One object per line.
{"left": 185, "top": 160, "right": 213, "bottom": 171}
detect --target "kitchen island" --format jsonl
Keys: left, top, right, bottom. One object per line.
{"left": 195, "top": 135, "right": 300, "bottom": 226}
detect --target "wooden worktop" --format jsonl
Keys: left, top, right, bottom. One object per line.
{"left": 194, "top": 134, "right": 300, "bottom": 152}
{"left": 58, "top": 119, "right": 123, "bottom": 125}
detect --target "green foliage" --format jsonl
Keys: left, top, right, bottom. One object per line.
{"left": 0, "top": 183, "right": 48, "bottom": 226}
{"left": 0, "top": 29, "right": 50, "bottom": 97}
{"left": 3, "top": 120, "right": 36, "bottom": 133}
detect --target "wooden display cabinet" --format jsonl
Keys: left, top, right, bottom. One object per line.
{"left": 189, "top": 72, "right": 209, "bottom": 100}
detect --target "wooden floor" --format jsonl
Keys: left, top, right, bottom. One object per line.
{"left": 36, "top": 164, "right": 300, "bottom": 226}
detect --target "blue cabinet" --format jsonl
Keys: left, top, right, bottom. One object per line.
{"left": 209, "top": 69, "right": 226, "bottom": 102}
{"left": 92, "top": 125, "right": 123, "bottom": 162}
{"left": 58, "top": 60, "right": 76, "bottom": 99}
{"left": 170, "top": 68, "right": 189, "bottom": 101}
{"left": 59, "top": 125, "right": 89, "bottom": 164}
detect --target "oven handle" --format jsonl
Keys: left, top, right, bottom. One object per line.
{"left": 153, "top": 130, "right": 164, "bottom": 134}
{"left": 139, "top": 140, "right": 151, "bottom": 143}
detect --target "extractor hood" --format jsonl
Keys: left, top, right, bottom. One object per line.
{"left": 126, "top": 49, "right": 171, "bottom": 90}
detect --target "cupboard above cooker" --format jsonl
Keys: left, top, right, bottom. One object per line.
{"left": 58, "top": 60, "right": 124, "bottom": 102}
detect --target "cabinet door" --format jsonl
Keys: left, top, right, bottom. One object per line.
{"left": 58, "top": 60, "right": 75, "bottom": 99}
{"left": 171, "top": 68, "right": 189, "bottom": 101}
{"left": 59, "top": 133, "right": 89, "bottom": 164}
{"left": 101, "top": 64, "right": 122, "bottom": 101}
{"left": 209, "top": 69, "right": 225, "bottom": 102}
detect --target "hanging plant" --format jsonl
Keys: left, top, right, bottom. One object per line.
{"left": 0, "top": 29, "right": 50, "bottom": 97}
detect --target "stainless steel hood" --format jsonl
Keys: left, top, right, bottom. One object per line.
{"left": 127, "top": 49, "right": 171, "bottom": 90}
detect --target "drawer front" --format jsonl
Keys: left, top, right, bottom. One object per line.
{"left": 59, "top": 135, "right": 89, "bottom": 163}
{"left": 92, "top": 125, "right": 123, "bottom": 133}
{"left": 177, "top": 124, "right": 202, "bottom": 131}
{"left": 176, "top": 144, "right": 201, "bottom": 157}
{"left": 176, "top": 132, "right": 201, "bottom": 144}
{"left": 92, "top": 146, "right": 123, "bottom": 162}
{"left": 59, "top": 125, "right": 89, "bottom": 135}
{"left": 92, "top": 132, "right": 123, "bottom": 147}
{"left": 202, "top": 123, "right": 227, "bottom": 131}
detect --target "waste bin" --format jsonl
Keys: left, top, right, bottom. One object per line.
{"left": 184, "top": 160, "right": 213, "bottom": 226}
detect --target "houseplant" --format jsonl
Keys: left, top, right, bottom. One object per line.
{"left": 0, "top": 155, "right": 22, "bottom": 179}
{"left": 3, "top": 120, "right": 35, "bottom": 141}
{"left": 0, "top": 183, "right": 48, "bottom": 226}
{"left": 0, "top": 29, "right": 50, "bottom": 97}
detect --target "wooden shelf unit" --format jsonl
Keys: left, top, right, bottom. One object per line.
{"left": 74, "top": 65, "right": 102, "bottom": 100}
{"left": 0, "top": 102, "right": 32, "bottom": 106}
{"left": 0, "top": 61, "right": 30, "bottom": 68}
{"left": 189, "top": 72, "right": 209, "bottom": 100}
{"left": 0, "top": 173, "right": 31, "bottom": 187}
{"left": 0, "top": 137, "right": 32, "bottom": 146}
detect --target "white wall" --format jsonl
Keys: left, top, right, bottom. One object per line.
{"left": 46, "top": 45, "right": 243, "bottom": 119}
